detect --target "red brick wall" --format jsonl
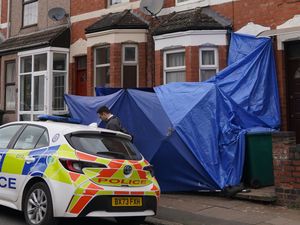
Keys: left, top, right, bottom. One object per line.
{"left": 110, "top": 43, "right": 122, "bottom": 87}
{"left": 163, "top": 0, "right": 175, "bottom": 8}
{"left": 186, "top": 46, "right": 199, "bottom": 82}
{"left": 71, "top": 0, "right": 106, "bottom": 16}
{"left": 146, "top": 33, "right": 155, "bottom": 87}
{"left": 71, "top": 0, "right": 140, "bottom": 16}
{"left": 0, "top": 0, "right": 8, "bottom": 38}
{"left": 218, "top": 46, "right": 228, "bottom": 71}
{"left": 87, "top": 47, "right": 94, "bottom": 96}
{"left": 71, "top": 19, "right": 98, "bottom": 44}
{"left": 69, "top": 62, "right": 76, "bottom": 95}
{"left": 212, "top": 0, "right": 300, "bottom": 30}
{"left": 154, "top": 50, "right": 163, "bottom": 86}
{"left": 138, "top": 42, "right": 147, "bottom": 87}
{"left": 272, "top": 132, "right": 300, "bottom": 207}
{"left": 1, "top": 0, "right": 8, "bottom": 23}
{"left": 276, "top": 49, "right": 288, "bottom": 131}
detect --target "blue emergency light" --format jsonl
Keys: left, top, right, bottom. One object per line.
{"left": 37, "top": 114, "right": 82, "bottom": 124}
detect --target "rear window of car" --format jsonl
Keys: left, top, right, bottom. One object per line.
{"left": 65, "top": 132, "right": 142, "bottom": 160}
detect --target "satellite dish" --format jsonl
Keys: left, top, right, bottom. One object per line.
{"left": 140, "top": 0, "right": 164, "bottom": 17}
{"left": 48, "top": 7, "right": 67, "bottom": 21}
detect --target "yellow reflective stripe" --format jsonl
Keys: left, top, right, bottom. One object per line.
{"left": 68, "top": 195, "right": 81, "bottom": 212}
{"left": 1, "top": 149, "right": 30, "bottom": 174}
{"left": 95, "top": 157, "right": 111, "bottom": 165}
{"left": 44, "top": 159, "right": 72, "bottom": 184}
{"left": 97, "top": 190, "right": 114, "bottom": 195}
{"left": 74, "top": 181, "right": 90, "bottom": 195}
{"left": 56, "top": 144, "right": 77, "bottom": 159}
{"left": 144, "top": 191, "right": 157, "bottom": 196}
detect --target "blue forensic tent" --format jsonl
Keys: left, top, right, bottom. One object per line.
{"left": 95, "top": 87, "right": 154, "bottom": 96}
{"left": 64, "top": 33, "right": 280, "bottom": 191}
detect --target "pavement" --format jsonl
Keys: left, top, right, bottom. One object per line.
{"left": 145, "top": 189, "right": 300, "bottom": 225}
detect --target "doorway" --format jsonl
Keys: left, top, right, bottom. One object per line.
{"left": 75, "top": 56, "right": 87, "bottom": 96}
{"left": 285, "top": 41, "right": 300, "bottom": 144}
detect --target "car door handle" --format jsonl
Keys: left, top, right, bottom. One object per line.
{"left": 25, "top": 156, "right": 36, "bottom": 164}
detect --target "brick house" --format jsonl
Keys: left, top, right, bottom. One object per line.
{"left": 68, "top": 0, "right": 300, "bottom": 145}
{"left": 0, "top": 0, "right": 70, "bottom": 122}
{"left": 0, "top": 0, "right": 299, "bottom": 207}
{"left": 0, "top": 1, "right": 299, "bottom": 142}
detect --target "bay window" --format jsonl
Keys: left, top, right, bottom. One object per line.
{"left": 18, "top": 48, "right": 69, "bottom": 121}
{"left": 164, "top": 50, "right": 186, "bottom": 84}
{"left": 200, "top": 48, "right": 219, "bottom": 81}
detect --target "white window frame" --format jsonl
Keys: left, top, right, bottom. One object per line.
{"left": 122, "top": 44, "right": 139, "bottom": 88}
{"left": 176, "top": 0, "right": 205, "bottom": 6}
{"left": 18, "top": 47, "right": 69, "bottom": 121}
{"left": 23, "top": 0, "right": 38, "bottom": 27}
{"left": 52, "top": 51, "right": 69, "bottom": 114}
{"left": 163, "top": 49, "right": 186, "bottom": 84}
{"left": 199, "top": 47, "right": 219, "bottom": 81}
{"left": 94, "top": 45, "right": 110, "bottom": 90}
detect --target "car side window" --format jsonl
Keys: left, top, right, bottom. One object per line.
{"left": 0, "top": 125, "right": 23, "bottom": 148}
{"left": 35, "top": 131, "right": 49, "bottom": 149}
{"left": 14, "top": 125, "right": 48, "bottom": 150}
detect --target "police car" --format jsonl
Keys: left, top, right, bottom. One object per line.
{"left": 0, "top": 117, "right": 160, "bottom": 225}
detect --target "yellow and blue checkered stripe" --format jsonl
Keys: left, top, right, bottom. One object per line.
{"left": 0, "top": 149, "right": 8, "bottom": 171}
{"left": 0, "top": 145, "right": 60, "bottom": 177}
{"left": 21, "top": 145, "right": 60, "bottom": 176}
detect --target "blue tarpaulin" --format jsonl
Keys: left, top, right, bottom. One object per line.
{"left": 64, "top": 33, "right": 280, "bottom": 191}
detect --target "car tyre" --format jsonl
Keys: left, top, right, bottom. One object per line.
{"left": 23, "top": 182, "right": 57, "bottom": 225}
{"left": 115, "top": 216, "right": 146, "bottom": 225}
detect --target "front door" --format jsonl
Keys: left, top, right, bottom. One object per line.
{"left": 75, "top": 56, "right": 87, "bottom": 96}
{"left": 285, "top": 41, "right": 300, "bottom": 144}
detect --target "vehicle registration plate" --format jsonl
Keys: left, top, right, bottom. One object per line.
{"left": 112, "top": 197, "right": 142, "bottom": 207}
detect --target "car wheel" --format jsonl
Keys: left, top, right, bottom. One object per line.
{"left": 116, "top": 216, "right": 146, "bottom": 225}
{"left": 23, "top": 182, "right": 57, "bottom": 225}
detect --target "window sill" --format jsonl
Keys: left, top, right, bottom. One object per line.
{"left": 21, "top": 23, "right": 38, "bottom": 30}
{"left": 3, "top": 110, "right": 16, "bottom": 114}
{"left": 176, "top": 0, "right": 206, "bottom": 6}
{"left": 108, "top": 1, "right": 131, "bottom": 9}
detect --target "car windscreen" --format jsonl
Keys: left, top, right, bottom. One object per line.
{"left": 65, "top": 132, "right": 142, "bottom": 160}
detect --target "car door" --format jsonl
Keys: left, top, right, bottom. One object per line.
{"left": 1, "top": 125, "right": 49, "bottom": 202}
{"left": 0, "top": 124, "right": 24, "bottom": 202}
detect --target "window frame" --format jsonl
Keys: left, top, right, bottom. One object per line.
{"left": 52, "top": 52, "right": 68, "bottom": 113}
{"left": 94, "top": 45, "right": 110, "bottom": 89}
{"left": 22, "top": 0, "right": 38, "bottom": 28}
{"left": 18, "top": 47, "right": 69, "bottom": 121}
{"left": 163, "top": 49, "right": 186, "bottom": 84}
{"left": 12, "top": 124, "right": 49, "bottom": 150}
{"left": 199, "top": 47, "right": 219, "bottom": 81}
{"left": 108, "top": 0, "right": 129, "bottom": 7}
{"left": 122, "top": 44, "right": 138, "bottom": 88}
{"left": 176, "top": 0, "right": 205, "bottom": 6}
{"left": 65, "top": 131, "right": 142, "bottom": 160}
{"left": 0, "top": 124, "right": 25, "bottom": 149}
{"left": 4, "top": 60, "right": 16, "bottom": 112}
